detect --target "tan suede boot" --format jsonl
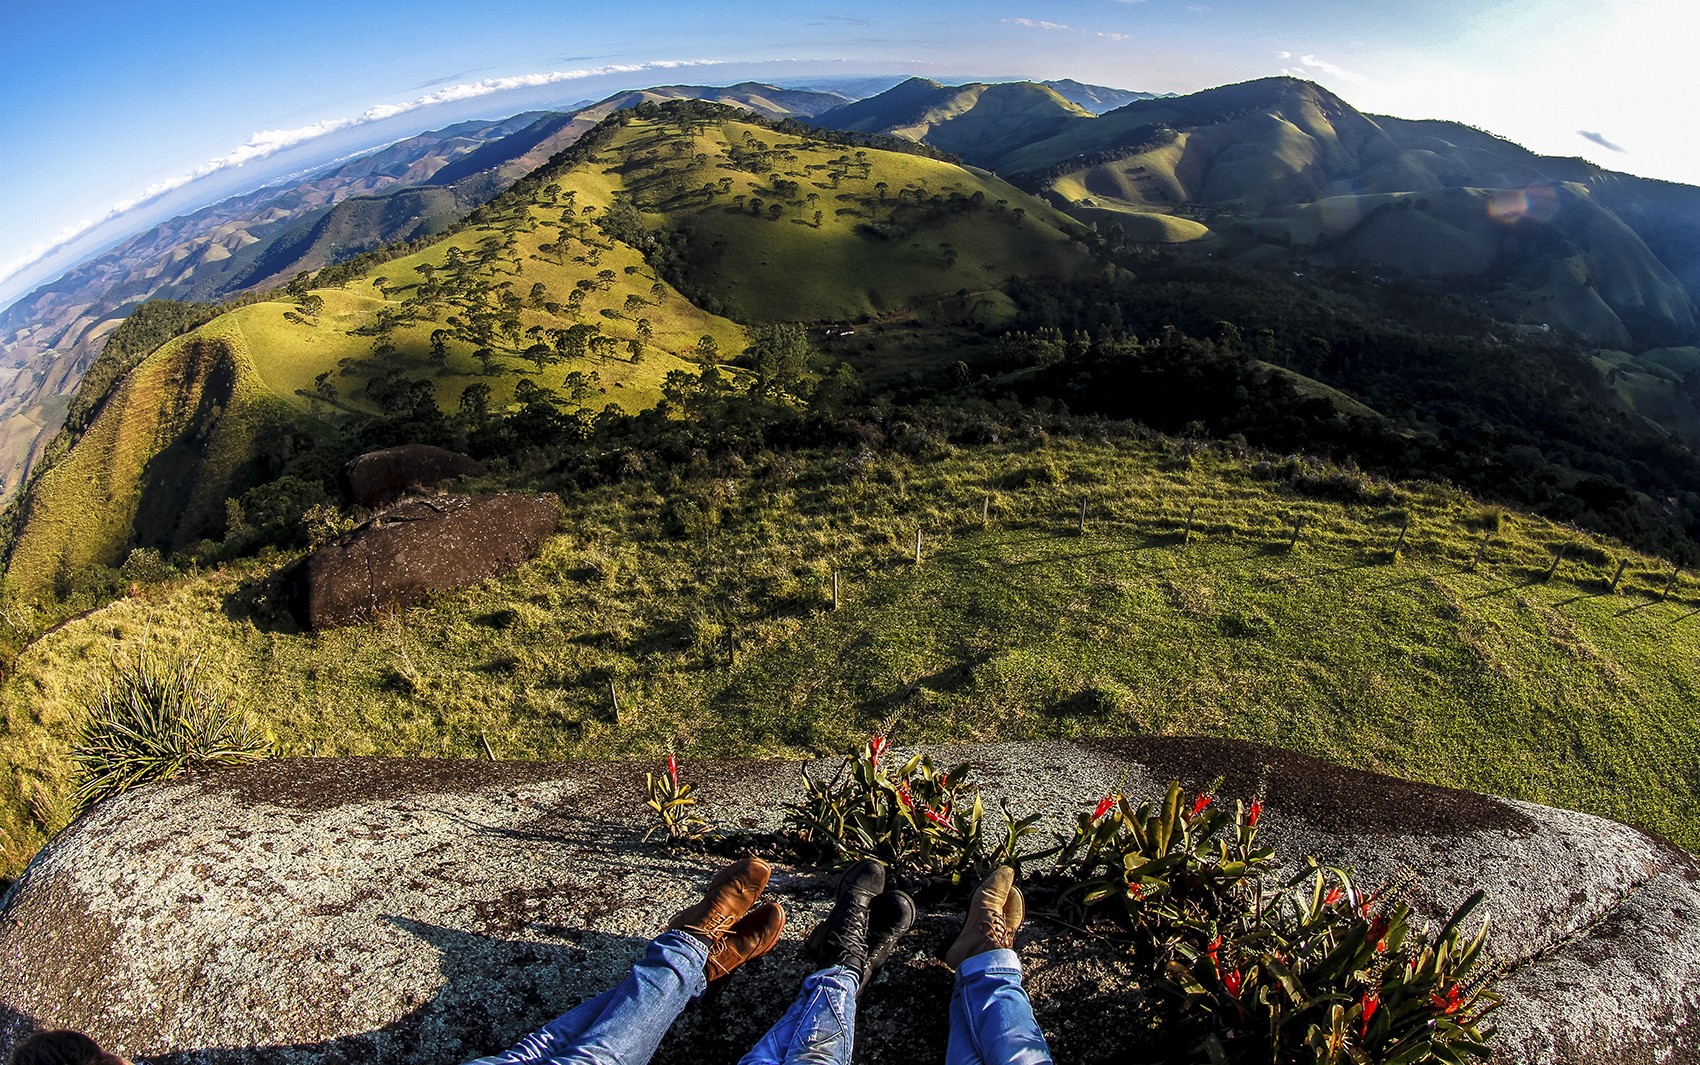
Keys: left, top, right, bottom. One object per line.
{"left": 945, "top": 866, "right": 1024, "bottom": 968}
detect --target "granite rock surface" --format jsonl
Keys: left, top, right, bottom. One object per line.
{"left": 1, "top": 738, "right": 1695, "bottom": 1064}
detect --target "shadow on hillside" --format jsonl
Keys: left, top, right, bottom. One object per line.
{"left": 219, "top": 562, "right": 304, "bottom": 635}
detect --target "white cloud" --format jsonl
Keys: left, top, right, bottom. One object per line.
{"left": 0, "top": 219, "right": 98, "bottom": 292}
{"left": 1097, "top": 31, "right": 1132, "bottom": 40}
{"left": 0, "top": 59, "right": 722, "bottom": 293}
{"left": 1297, "top": 53, "right": 1371, "bottom": 87}
{"left": 1276, "top": 50, "right": 1293, "bottom": 60}
{"left": 1003, "top": 18, "right": 1070, "bottom": 30}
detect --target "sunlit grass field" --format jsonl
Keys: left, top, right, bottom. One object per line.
{"left": 5, "top": 433, "right": 1697, "bottom": 876}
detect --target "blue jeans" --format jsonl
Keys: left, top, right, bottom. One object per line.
{"left": 465, "top": 935, "right": 1051, "bottom": 1065}
{"left": 946, "top": 950, "right": 1054, "bottom": 1065}
{"left": 464, "top": 931, "right": 710, "bottom": 1065}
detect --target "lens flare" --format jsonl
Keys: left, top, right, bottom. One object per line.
{"left": 1486, "top": 185, "right": 1560, "bottom": 224}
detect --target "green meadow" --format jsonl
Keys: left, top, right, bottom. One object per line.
{"left": 5, "top": 434, "right": 1697, "bottom": 877}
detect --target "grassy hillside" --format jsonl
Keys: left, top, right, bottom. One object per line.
{"left": 815, "top": 79, "right": 1093, "bottom": 170}
{"left": 999, "top": 78, "right": 1698, "bottom": 349}
{"left": 3, "top": 103, "right": 1096, "bottom": 595}
{"left": 5, "top": 319, "right": 299, "bottom": 591}
{"left": 5, "top": 433, "right": 1700, "bottom": 876}
{"left": 555, "top": 108, "right": 1091, "bottom": 321}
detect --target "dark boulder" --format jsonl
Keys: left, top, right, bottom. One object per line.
{"left": 1, "top": 739, "right": 1696, "bottom": 1064}
{"left": 341, "top": 444, "right": 486, "bottom": 508}
{"left": 287, "top": 493, "right": 558, "bottom": 629}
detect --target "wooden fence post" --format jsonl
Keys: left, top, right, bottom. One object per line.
{"left": 1609, "top": 558, "right": 1628, "bottom": 594}
{"left": 1662, "top": 567, "right": 1680, "bottom": 601}
{"left": 1394, "top": 518, "right": 1410, "bottom": 558}
{"left": 982, "top": 494, "right": 990, "bottom": 525}
{"left": 1542, "top": 544, "right": 1567, "bottom": 583}
{"left": 1078, "top": 499, "right": 1087, "bottom": 533}
{"left": 915, "top": 528, "right": 923, "bottom": 566}
{"left": 1183, "top": 504, "right": 1196, "bottom": 548}
{"left": 1288, "top": 516, "right": 1304, "bottom": 550}
{"left": 832, "top": 569, "right": 840, "bottom": 611}
{"left": 608, "top": 680, "right": 621, "bottom": 724}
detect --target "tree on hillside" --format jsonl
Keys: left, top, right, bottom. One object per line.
{"left": 745, "top": 323, "right": 812, "bottom": 397}
{"left": 457, "top": 382, "right": 491, "bottom": 431}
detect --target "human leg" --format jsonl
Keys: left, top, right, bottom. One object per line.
{"left": 738, "top": 859, "right": 915, "bottom": 1065}
{"left": 734, "top": 965, "right": 861, "bottom": 1065}
{"left": 464, "top": 857, "right": 782, "bottom": 1065}
{"left": 945, "top": 949, "right": 1053, "bottom": 1065}
{"left": 943, "top": 867, "right": 1053, "bottom": 1065}
{"left": 464, "top": 929, "right": 709, "bottom": 1065}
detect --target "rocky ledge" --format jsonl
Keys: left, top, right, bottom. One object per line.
{"left": 1, "top": 738, "right": 1696, "bottom": 1064}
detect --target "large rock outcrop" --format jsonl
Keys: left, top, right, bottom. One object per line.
{"left": 1, "top": 738, "right": 1696, "bottom": 1064}
{"left": 341, "top": 445, "right": 488, "bottom": 509}
{"left": 287, "top": 493, "right": 559, "bottom": 629}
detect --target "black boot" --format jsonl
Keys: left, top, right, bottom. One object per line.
{"left": 805, "top": 858, "right": 886, "bottom": 982}
{"left": 857, "top": 887, "right": 917, "bottom": 996}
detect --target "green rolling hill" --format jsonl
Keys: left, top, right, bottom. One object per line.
{"left": 2, "top": 102, "right": 1093, "bottom": 593}
{"left": 814, "top": 78, "right": 1095, "bottom": 170}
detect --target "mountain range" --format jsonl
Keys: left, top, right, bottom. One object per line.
{"left": 7, "top": 72, "right": 1700, "bottom": 585}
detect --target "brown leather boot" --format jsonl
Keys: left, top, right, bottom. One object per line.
{"left": 945, "top": 866, "right": 1024, "bottom": 968}
{"left": 706, "top": 902, "right": 786, "bottom": 981}
{"left": 667, "top": 856, "right": 772, "bottom": 941}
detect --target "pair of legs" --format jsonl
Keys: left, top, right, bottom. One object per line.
{"left": 465, "top": 861, "right": 1052, "bottom": 1065}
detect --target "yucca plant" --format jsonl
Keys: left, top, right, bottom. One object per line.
{"left": 70, "top": 648, "right": 271, "bottom": 810}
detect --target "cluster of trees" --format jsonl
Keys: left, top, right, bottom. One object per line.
{"left": 1000, "top": 267, "right": 1700, "bottom": 558}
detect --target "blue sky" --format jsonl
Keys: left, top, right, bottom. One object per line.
{"left": 1, "top": 0, "right": 1690, "bottom": 308}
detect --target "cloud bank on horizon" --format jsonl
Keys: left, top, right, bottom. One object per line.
{"left": 0, "top": 58, "right": 723, "bottom": 298}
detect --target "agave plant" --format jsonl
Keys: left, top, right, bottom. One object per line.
{"left": 71, "top": 647, "right": 271, "bottom": 810}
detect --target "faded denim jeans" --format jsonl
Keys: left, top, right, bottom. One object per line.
{"left": 464, "top": 933, "right": 1052, "bottom": 1065}
{"left": 946, "top": 950, "right": 1054, "bottom": 1065}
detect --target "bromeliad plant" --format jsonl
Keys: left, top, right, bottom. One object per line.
{"left": 643, "top": 751, "right": 717, "bottom": 845}
{"left": 1050, "top": 779, "right": 1499, "bottom": 1065}
{"left": 784, "top": 733, "right": 1041, "bottom": 884}
{"left": 1048, "top": 778, "right": 1274, "bottom": 940}
{"left": 1168, "top": 867, "right": 1501, "bottom": 1065}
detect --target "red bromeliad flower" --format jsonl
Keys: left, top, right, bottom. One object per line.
{"left": 1222, "top": 968, "right": 1243, "bottom": 997}
{"left": 869, "top": 735, "right": 888, "bottom": 768}
{"left": 897, "top": 783, "right": 913, "bottom": 809}
{"left": 1206, "top": 935, "right": 1222, "bottom": 968}
{"left": 1191, "top": 792, "right": 1213, "bottom": 816}
{"left": 666, "top": 752, "right": 679, "bottom": 788}
{"left": 1092, "top": 795, "right": 1116, "bottom": 821}
{"left": 1324, "top": 886, "right": 1344, "bottom": 907}
{"left": 1358, "top": 887, "right": 1382, "bottom": 916}
{"left": 1430, "top": 983, "right": 1464, "bottom": 1015}
{"left": 1126, "top": 879, "right": 1145, "bottom": 900}
{"left": 924, "top": 805, "right": 952, "bottom": 828}
{"left": 1247, "top": 798, "right": 1263, "bottom": 827}
{"left": 1360, "top": 994, "right": 1380, "bottom": 1039}
{"left": 1369, "top": 915, "right": 1390, "bottom": 952}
